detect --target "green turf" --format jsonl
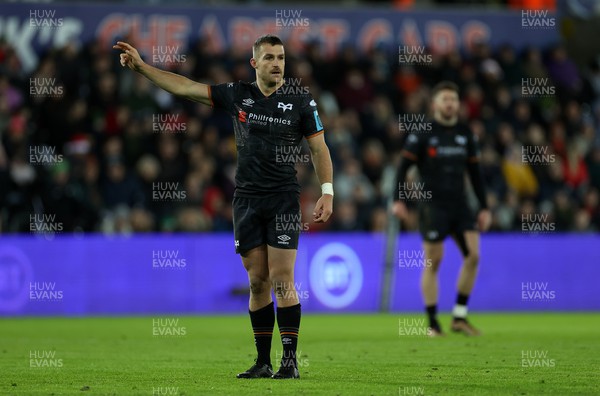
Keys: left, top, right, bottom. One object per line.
{"left": 1, "top": 313, "right": 598, "bottom": 395}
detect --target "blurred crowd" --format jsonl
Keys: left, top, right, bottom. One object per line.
{"left": 0, "top": 36, "right": 599, "bottom": 234}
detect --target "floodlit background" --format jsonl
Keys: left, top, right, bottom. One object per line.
{"left": 1, "top": 1, "right": 598, "bottom": 315}
{"left": 1, "top": 1, "right": 600, "bottom": 395}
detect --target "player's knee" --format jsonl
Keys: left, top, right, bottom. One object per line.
{"left": 426, "top": 264, "right": 441, "bottom": 273}
{"left": 425, "top": 257, "right": 442, "bottom": 272}
{"left": 465, "top": 251, "right": 480, "bottom": 267}
{"left": 249, "top": 277, "right": 270, "bottom": 296}
{"left": 270, "top": 275, "right": 293, "bottom": 293}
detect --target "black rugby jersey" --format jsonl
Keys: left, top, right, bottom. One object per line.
{"left": 400, "top": 120, "right": 485, "bottom": 206}
{"left": 210, "top": 81, "right": 324, "bottom": 197}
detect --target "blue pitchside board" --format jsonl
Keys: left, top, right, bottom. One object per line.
{"left": 0, "top": 233, "right": 597, "bottom": 315}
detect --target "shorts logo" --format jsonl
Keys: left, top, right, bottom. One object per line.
{"left": 426, "top": 230, "right": 439, "bottom": 240}
{"left": 242, "top": 98, "right": 254, "bottom": 107}
{"left": 234, "top": 240, "right": 240, "bottom": 248}
{"left": 278, "top": 102, "right": 293, "bottom": 112}
{"left": 278, "top": 234, "right": 291, "bottom": 245}
{"left": 238, "top": 110, "right": 247, "bottom": 122}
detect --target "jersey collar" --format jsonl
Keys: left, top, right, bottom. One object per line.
{"left": 251, "top": 81, "right": 284, "bottom": 98}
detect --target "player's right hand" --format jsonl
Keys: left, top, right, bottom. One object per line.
{"left": 392, "top": 201, "right": 408, "bottom": 220}
{"left": 112, "top": 41, "right": 144, "bottom": 72}
{"left": 477, "top": 209, "right": 492, "bottom": 232}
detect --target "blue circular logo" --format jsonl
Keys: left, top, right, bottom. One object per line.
{"left": 0, "top": 246, "right": 33, "bottom": 312}
{"left": 309, "top": 243, "right": 363, "bottom": 309}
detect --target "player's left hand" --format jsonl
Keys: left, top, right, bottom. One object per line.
{"left": 313, "top": 194, "right": 333, "bottom": 223}
{"left": 112, "top": 41, "right": 145, "bottom": 72}
{"left": 477, "top": 209, "right": 492, "bottom": 232}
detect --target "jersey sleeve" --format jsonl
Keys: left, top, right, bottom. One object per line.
{"left": 300, "top": 96, "right": 325, "bottom": 138}
{"left": 209, "top": 82, "right": 238, "bottom": 113}
{"left": 402, "top": 133, "right": 422, "bottom": 161}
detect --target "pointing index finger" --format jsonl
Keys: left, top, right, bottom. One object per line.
{"left": 114, "top": 41, "right": 133, "bottom": 51}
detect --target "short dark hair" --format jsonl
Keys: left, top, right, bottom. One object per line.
{"left": 431, "top": 81, "right": 460, "bottom": 98}
{"left": 253, "top": 34, "right": 284, "bottom": 55}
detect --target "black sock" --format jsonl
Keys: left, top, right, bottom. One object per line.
{"left": 456, "top": 293, "right": 469, "bottom": 306}
{"left": 249, "top": 302, "right": 275, "bottom": 366}
{"left": 425, "top": 304, "right": 439, "bottom": 329}
{"left": 277, "top": 303, "right": 301, "bottom": 369}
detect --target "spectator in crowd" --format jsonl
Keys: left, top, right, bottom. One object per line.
{"left": 0, "top": 37, "right": 598, "bottom": 233}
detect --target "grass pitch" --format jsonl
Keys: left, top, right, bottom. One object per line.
{"left": 1, "top": 313, "right": 598, "bottom": 395}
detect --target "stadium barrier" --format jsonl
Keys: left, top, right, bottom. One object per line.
{"left": 0, "top": 233, "right": 597, "bottom": 315}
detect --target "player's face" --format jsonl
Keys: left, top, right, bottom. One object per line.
{"left": 433, "top": 89, "right": 460, "bottom": 121}
{"left": 253, "top": 44, "right": 285, "bottom": 87}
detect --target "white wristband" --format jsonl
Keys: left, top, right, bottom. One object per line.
{"left": 321, "top": 182, "right": 334, "bottom": 196}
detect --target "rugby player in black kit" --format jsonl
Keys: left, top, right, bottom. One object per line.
{"left": 393, "top": 81, "right": 491, "bottom": 336}
{"left": 114, "top": 35, "right": 333, "bottom": 378}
